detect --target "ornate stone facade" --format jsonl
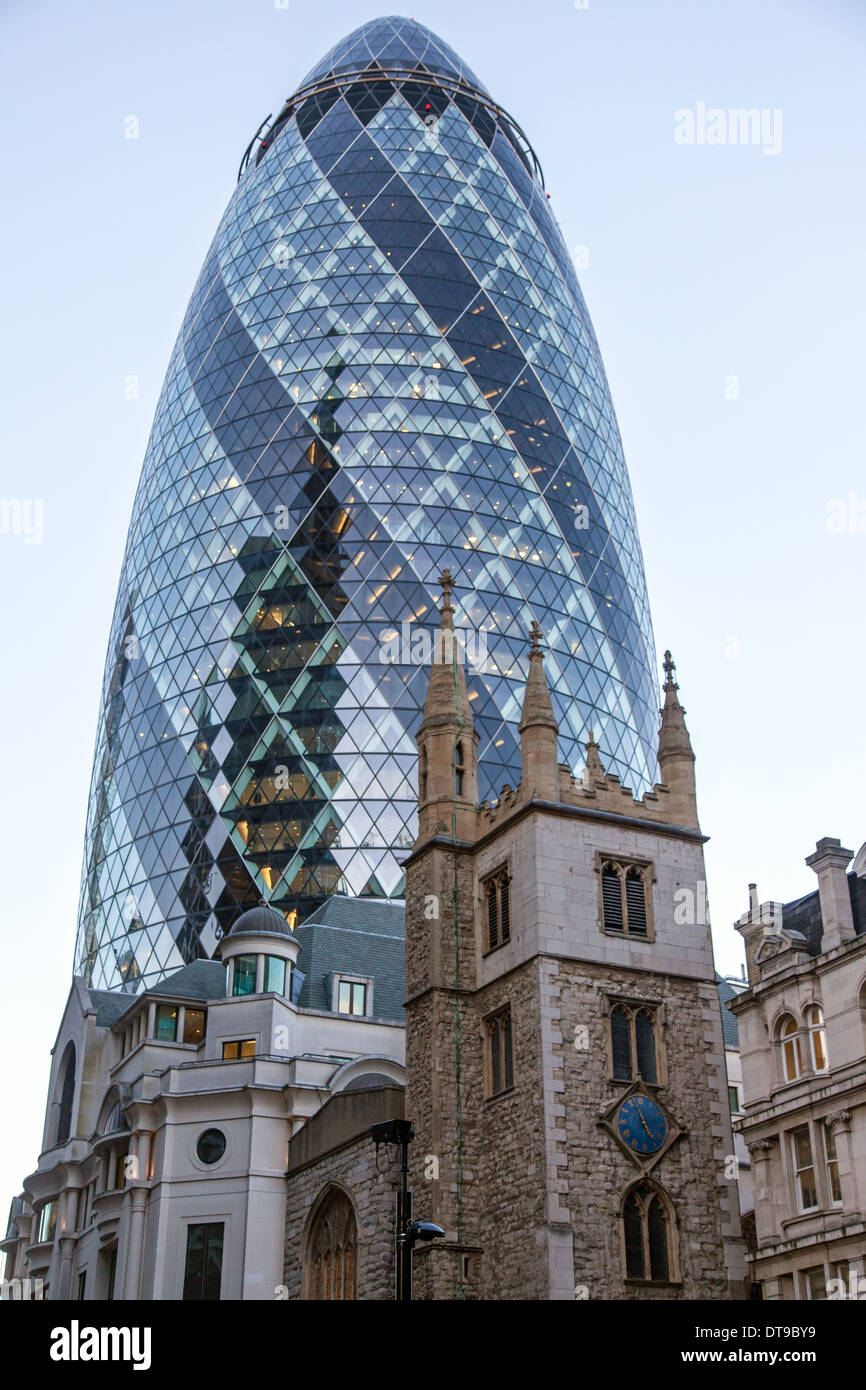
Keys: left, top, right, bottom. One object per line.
{"left": 729, "top": 842, "right": 866, "bottom": 1299}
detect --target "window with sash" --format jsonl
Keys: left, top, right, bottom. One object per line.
{"left": 791, "top": 1126, "right": 818, "bottom": 1212}
{"left": 779, "top": 1015, "right": 803, "bottom": 1082}
{"left": 807, "top": 1005, "right": 828, "bottom": 1072}
{"left": 822, "top": 1123, "right": 842, "bottom": 1205}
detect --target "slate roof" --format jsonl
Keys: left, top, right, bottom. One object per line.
{"left": 89, "top": 960, "right": 225, "bottom": 1029}
{"left": 146, "top": 960, "right": 225, "bottom": 1001}
{"left": 716, "top": 975, "right": 742, "bottom": 1049}
{"left": 294, "top": 896, "right": 406, "bottom": 1021}
{"left": 88, "top": 990, "right": 139, "bottom": 1028}
{"left": 781, "top": 871, "right": 866, "bottom": 956}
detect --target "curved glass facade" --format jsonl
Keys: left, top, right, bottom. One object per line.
{"left": 75, "top": 16, "right": 658, "bottom": 990}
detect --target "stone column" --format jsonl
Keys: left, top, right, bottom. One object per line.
{"left": 748, "top": 1137, "right": 781, "bottom": 1246}
{"left": 56, "top": 1189, "right": 80, "bottom": 1299}
{"left": 255, "top": 954, "right": 265, "bottom": 994}
{"left": 122, "top": 1132, "right": 149, "bottom": 1300}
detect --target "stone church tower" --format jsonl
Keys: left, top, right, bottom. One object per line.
{"left": 403, "top": 573, "right": 746, "bottom": 1299}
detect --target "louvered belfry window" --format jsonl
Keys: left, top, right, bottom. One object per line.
{"left": 487, "top": 879, "right": 499, "bottom": 949}
{"left": 602, "top": 867, "right": 624, "bottom": 929}
{"left": 483, "top": 868, "right": 511, "bottom": 953}
{"left": 600, "top": 859, "right": 651, "bottom": 938}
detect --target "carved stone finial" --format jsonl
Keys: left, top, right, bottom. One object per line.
{"left": 583, "top": 729, "right": 606, "bottom": 788}
{"left": 663, "top": 649, "right": 678, "bottom": 692}
{"left": 439, "top": 568, "right": 454, "bottom": 610}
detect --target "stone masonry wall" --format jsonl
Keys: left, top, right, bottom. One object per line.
{"left": 556, "top": 960, "right": 736, "bottom": 1299}
{"left": 283, "top": 1134, "right": 400, "bottom": 1300}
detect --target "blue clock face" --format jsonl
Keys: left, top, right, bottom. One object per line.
{"left": 616, "top": 1095, "right": 667, "bottom": 1154}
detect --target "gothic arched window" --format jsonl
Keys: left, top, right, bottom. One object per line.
{"left": 482, "top": 867, "right": 511, "bottom": 952}
{"left": 635, "top": 1009, "right": 657, "bottom": 1084}
{"left": 622, "top": 1183, "right": 676, "bottom": 1283}
{"left": 611, "top": 1005, "right": 633, "bottom": 1079}
{"left": 454, "top": 741, "right": 465, "bottom": 797}
{"left": 600, "top": 858, "right": 652, "bottom": 937}
{"left": 305, "top": 1188, "right": 357, "bottom": 1301}
{"left": 609, "top": 1003, "right": 658, "bottom": 1084}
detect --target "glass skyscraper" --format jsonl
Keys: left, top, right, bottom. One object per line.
{"left": 75, "top": 16, "right": 659, "bottom": 991}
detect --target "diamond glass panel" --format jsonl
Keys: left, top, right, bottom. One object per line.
{"left": 74, "top": 17, "right": 659, "bottom": 990}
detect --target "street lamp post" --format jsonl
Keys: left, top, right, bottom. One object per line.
{"left": 371, "top": 1118, "right": 444, "bottom": 1301}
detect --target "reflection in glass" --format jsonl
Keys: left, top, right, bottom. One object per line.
{"left": 74, "top": 16, "right": 659, "bottom": 993}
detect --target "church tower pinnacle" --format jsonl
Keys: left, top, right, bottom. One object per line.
{"left": 657, "top": 650, "right": 699, "bottom": 829}
{"left": 518, "top": 621, "right": 560, "bottom": 801}
{"left": 415, "top": 570, "right": 479, "bottom": 842}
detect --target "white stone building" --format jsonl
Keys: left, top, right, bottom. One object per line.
{"left": 1, "top": 900, "right": 405, "bottom": 1300}
{"left": 728, "top": 839, "right": 866, "bottom": 1300}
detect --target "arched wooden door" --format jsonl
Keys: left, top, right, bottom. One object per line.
{"left": 305, "top": 1188, "right": 357, "bottom": 1300}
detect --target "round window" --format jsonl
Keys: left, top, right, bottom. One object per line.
{"left": 196, "top": 1128, "right": 226, "bottom": 1165}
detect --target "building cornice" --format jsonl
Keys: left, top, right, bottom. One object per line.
{"left": 736, "top": 1070, "right": 866, "bottom": 1133}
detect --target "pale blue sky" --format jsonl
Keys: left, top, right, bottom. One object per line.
{"left": 1, "top": 0, "right": 864, "bottom": 1207}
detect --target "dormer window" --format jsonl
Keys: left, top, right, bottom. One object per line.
{"left": 338, "top": 980, "right": 368, "bottom": 1016}
{"left": 331, "top": 973, "right": 372, "bottom": 1016}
